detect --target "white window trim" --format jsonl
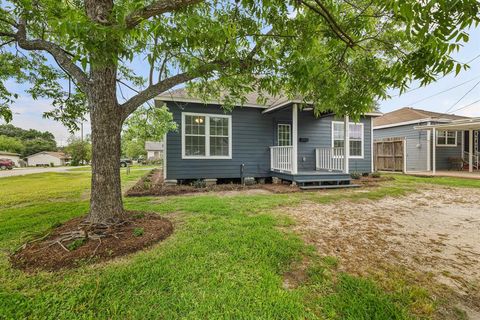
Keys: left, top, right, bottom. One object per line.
{"left": 436, "top": 130, "right": 458, "bottom": 147}
{"left": 277, "top": 123, "right": 292, "bottom": 146}
{"left": 181, "top": 112, "right": 232, "bottom": 159}
{"left": 331, "top": 121, "right": 364, "bottom": 159}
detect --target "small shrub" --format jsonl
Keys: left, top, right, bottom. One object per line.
{"left": 67, "top": 238, "right": 86, "bottom": 251}
{"left": 133, "top": 227, "right": 144, "bottom": 237}
{"left": 350, "top": 172, "right": 362, "bottom": 180}
{"left": 371, "top": 172, "right": 381, "bottom": 178}
{"left": 362, "top": 172, "right": 369, "bottom": 177}
{"left": 192, "top": 179, "right": 207, "bottom": 188}
{"left": 49, "top": 162, "right": 55, "bottom": 167}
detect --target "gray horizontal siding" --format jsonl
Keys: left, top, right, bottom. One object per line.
{"left": 373, "top": 122, "right": 463, "bottom": 171}
{"left": 163, "top": 101, "right": 374, "bottom": 180}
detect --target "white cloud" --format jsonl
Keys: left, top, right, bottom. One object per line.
{"left": 4, "top": 96, "right": 91, "bottom": 146}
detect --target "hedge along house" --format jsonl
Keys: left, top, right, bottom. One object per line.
{"left": 156, "top": 88, "right": 381, "bottom": 189}
{"left": 373, "top": 107, "right": 479, "bottom": 174}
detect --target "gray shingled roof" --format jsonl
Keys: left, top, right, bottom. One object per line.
{"left": 374, "top": 107, "right": 468, "bottom": 127}
{"left": 157, "top": 87, "right": 300, "bottom": 111}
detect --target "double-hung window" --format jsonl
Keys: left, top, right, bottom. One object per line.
{"left": 332, "top": 121, "right": 364, "bottom": 158}
{"left": 182, "top": 113, "right": 232, "bottom": 159}
{"left": 436, "top": 130, "right": 457, "bottom": 147}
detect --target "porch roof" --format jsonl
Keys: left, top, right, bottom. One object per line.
{"left": 414, "top": 118, "right": 480, "bottom": 131}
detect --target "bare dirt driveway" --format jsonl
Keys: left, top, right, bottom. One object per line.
{"left": 279, "top": 185, "right": 480, "bottom": 319}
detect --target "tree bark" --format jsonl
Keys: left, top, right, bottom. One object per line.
{"left": 86, "top": 64, "right": 125, "bottom": 224}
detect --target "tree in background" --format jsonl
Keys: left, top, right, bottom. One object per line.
{"left": 22, "top": 138, "right": 57, "bottom": 157}
{"left": 0, "top": 135, "right": 25, "bottom": 154}
{"left": 1, "top": 0, "right": 478, "bottom": 224}
{"left": 122, "top": 105, "right": 176, "bottom": 159}
{"left": 65, "top": 136, "right": 92, "bottom": 166}
{"left": 0, "top": 124, "right": 57, "bottom": 157}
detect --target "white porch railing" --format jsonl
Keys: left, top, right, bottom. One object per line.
{"left": 270, "top": 146, "right": 294, "bottom": 172}
{"left": 315, "top": 147, "right": 345, "bottom": 172}
{"left": 463, "top": 151, "right": 480, "bottom": 170}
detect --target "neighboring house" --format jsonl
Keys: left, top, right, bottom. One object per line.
{"left": 373, "top": 107, "right": 480, "bottom": 173}
{"left": 156, "top": 88, "right": 381, "bottom": 188}
{"left": 0, "top": 151, "right": 21, "bottom": 167}
{"left": 145, "top": 141, "right": 164, "bottom": 160}
{"left": 26, "top": 151, "right": 69, "bottom": 167}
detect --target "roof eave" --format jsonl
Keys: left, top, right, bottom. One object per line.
{"left": 155, "top": 96, "right": 268, "bottom": 109}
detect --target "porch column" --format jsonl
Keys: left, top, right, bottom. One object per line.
{"left": 343, "top": 115, "right": 350, "bottom": 174}
{"left": 469, "top": 129, "right": 473, "bottom": 173}
{"left": 426, "top": 122, "right": 431, "bottom": 171}
{"left": 292, "top": 104, "right": 298, "bottom": 174}
{"left": 432, "top": 128, "right": 436, "bottom": 174}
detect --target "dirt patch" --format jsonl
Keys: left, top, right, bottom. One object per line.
{"left": 276, "top": 186, "right": 480, "bottom": 317}
{"left": 11, "top": 212, "right": 173, "bottom": 272}
{"left": 125, "top": 169, "right": 299, "bottom": 196}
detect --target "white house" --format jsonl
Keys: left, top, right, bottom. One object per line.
{"left": 0, "top": 151, "right": 21, "bottom": 167}
{"left": 26, "top": 151, "right": 69, "bottom": 167}
{"left": 145, "top": 141, "right": 164, "bottom": 160}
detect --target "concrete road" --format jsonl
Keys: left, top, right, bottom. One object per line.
{"left": 0, "top": 166, "right": 155, "bottom": 178}
{"left": 0, "top": 166, "right": 86, "bottom": 178}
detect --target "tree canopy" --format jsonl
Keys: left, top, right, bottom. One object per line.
{"left": 1, "top": 0, "right": 478, "bottom": 222}
{"left": 65, "top": 135, "right": 91, "bottom": 166}
{"left": 122, "top": 104, "right": 175, "bottom": 159}
{"left": 1, "top": 0, "right": 479, "bottom": 124}
{"left": 0, "top": 124, "right": 57, "bottom": 157}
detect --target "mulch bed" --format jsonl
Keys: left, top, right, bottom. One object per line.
{"left": 125, "top": 169, "right": 299, "bottom": 197}
{"left": 11, "top": 212, "right": 173, "bottom": 272}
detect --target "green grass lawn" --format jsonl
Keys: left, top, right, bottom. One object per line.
{"left": 1, "top": 172, "right": 479, "bottom": 319}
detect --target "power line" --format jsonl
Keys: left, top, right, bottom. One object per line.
{"left": 408, "top": 74, "right": 480, "bottom": 105}
{"left": 445, "top": 79, "right": 480, "bottom": 113}
{"left": 449, "top": 98, "right": 480, "bottom": 114}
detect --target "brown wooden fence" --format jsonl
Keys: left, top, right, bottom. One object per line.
{"left": 374, "top": 138, "right": 405, "bottom": 172}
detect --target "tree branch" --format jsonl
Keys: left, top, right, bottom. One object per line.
{"left": 120, "top": 72, "right": 193, "bottom": 120}
{"left": 14, "top": 19, "right": 90, "bottom": 92}
{"left": 124, "top": 0, "right": 204, "bottom": 29}
{"left": 298, "top": 0, "right": 356, "bottom": 47}
{"left": 120, "top": 29, "right": 270, "bottom": 120}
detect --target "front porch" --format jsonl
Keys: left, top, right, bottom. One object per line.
{"left": 267, "top": 103, "right": 353, "bottom": 173}
{"left": 415, "top": 118, "right": 480, "bottom": 175}
{"left": 270, "top": 169, "right": 355, "bottom": 189}
{"left": 266, "top": 103, "right": 356, "bottom": 188}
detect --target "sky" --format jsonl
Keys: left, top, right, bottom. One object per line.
{"left": 2, "top": 27, "right": 480, "bottom": 146}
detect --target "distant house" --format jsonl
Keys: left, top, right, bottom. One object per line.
{"left": 145, "top": 141, "right": 164, "bottom": 160}
{"left": 155, "top": 88, "right": 381, "bottom": 188}
{"left": 26, "top": 151, "right": 69, "bottom": 167}
{"left": 0, "top": 151, "right": 21, "bottom": 167}
{"left": 373, "top": 107, "right": 479, "bottom": 173}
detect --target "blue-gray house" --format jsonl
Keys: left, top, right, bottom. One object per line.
{"left": 373, "top": 107, "right": 480, "bottom": 173}
{"left": 156, "top": 88, "right": 381, "bottom": 188}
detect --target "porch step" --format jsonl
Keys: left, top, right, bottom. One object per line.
{"left": 295, "top": 178, "right": 351, "bottom": 183}
{"left": 299, "top": 184, "right": 360, "bottom": 190}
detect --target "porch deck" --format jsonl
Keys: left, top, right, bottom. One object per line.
{"left": 271, "top": 170, "right": 357, "bottom": 189}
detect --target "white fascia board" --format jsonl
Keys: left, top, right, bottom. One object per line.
{"left": 374, "top": 118, "right": 453, "bottom": 130}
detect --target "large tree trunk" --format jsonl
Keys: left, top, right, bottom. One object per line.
{"left": 86, "top": 64, "right": 125, "bottom": 224}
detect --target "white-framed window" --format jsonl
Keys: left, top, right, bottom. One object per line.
{"left": 332, "top": 121, "right": 364, "bottom": 158}
{"left": 436, "top": 130, "right": 457, "bottom": 147}
{"left": 277, "top": 124, "right": 292, "bottom": 146}
{"left": 182, "top": 112, "right": 232, "bottom": 159}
